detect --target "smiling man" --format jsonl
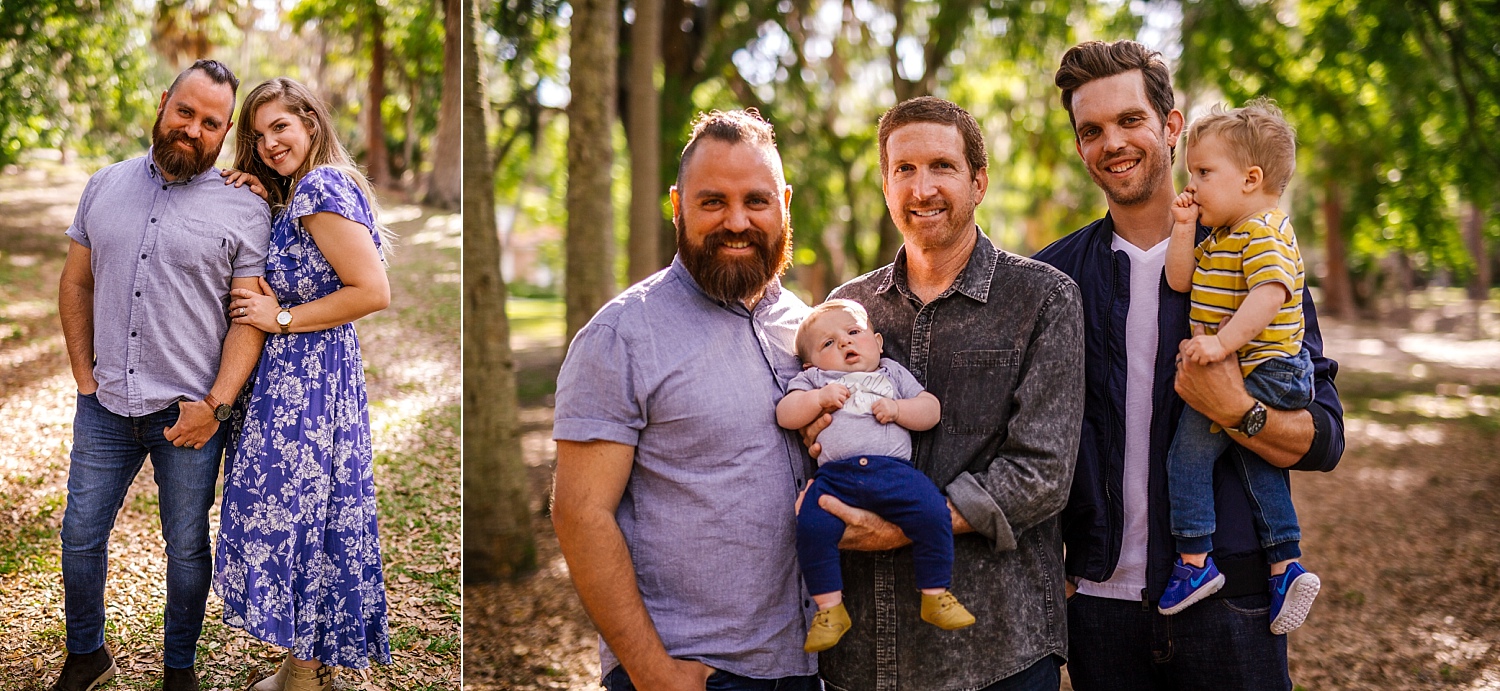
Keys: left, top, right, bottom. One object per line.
{"left": 812, "top": 96, "right": 1085, "bottom": 691}
{"left": 551, "top": 109, "right": 820, "bottom": 691}
{"left": 1035, "top": 39, "right": 1345, "bottom": 690}
{"left": 53, "top": 59, "right": 270, "bottom": 691}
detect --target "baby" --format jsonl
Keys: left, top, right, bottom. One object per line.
{"left": 1160, "top": 98, "right": 1320, "bottom": 634}
{"left": 777, "top": 299, "right": 974, "bottom": 653}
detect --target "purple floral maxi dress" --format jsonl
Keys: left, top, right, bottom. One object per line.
{"left": 215, "top": 166, "right": 392, "bottom": 668}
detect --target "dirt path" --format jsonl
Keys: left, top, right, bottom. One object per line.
{"left": 465, "top": 300, "right": 1500, "bottom": 690}
{"left": 0, "top": 159, "right": 462, "bottom": 690}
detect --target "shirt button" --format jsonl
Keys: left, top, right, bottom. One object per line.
{"left": 151, "top": 218, "right": 157, "bottom": 223}
{"left": 859, "top": 457, "right": 868, "bottom": 466}
{"left": 131, "top": 332, "right": 137, "bottom": 337}
{"left": 134, "top": 291, "right": 141, "bottom": 297}
{"left": 141, "top": 254, "right": 147, "bottom": 259}
{"left": 128, "top": 369, "right": 133, "bottom": 374}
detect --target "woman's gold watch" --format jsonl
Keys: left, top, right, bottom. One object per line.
{"left": 277, "top": 308, "right": 293, "bottom": 335}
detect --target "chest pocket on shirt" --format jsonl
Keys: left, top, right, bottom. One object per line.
{"left": 941, "top": 348, "right": 1020, "bottom": 435}
{"left": 162, "top": 224, "right": 231, "bottom": 276}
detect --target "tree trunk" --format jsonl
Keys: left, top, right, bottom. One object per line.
{"left": 462, "top": 0, "right": 535, "bottom": 583}
{"left": 564, "top": 0, "right": 619, "bottom": 343}
{"left": 365, "top": 4, "right": 392, "bottom": 189}
{"left": 1320, "top": 178, "right": 1357, "bottom": 320}
{"left": 627, "top": 0, "right": 663, "bottom": 284}
{"left": 1465, "top": 201, "right": 1489, "bottom": 301}
{"left": 424, "top": 0, "right": 463, "bottom": 210}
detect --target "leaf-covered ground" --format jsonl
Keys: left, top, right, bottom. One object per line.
{"left": 465, "top": 290, "right": 1500, "bottom": 690}
{"left": 0, "top": 157, "right": 462, "bottom": 690}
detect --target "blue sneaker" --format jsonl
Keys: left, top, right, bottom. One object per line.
{"left": 1269, "top": 562, "right": 1321, "bottom": 634}
{"left": 1157, "top": 557, "right": 1225, "bottom": 615}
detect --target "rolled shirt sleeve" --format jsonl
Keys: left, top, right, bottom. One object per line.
{"left": 553, "top": 322, "right": 645, "bottom": 447}
{"left": 946, "top": 280, "right": 1086, "bottom": 552}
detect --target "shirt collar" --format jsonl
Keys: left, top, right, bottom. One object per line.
{"left": 877, "top": 225, "right": 998, "bottom": 304}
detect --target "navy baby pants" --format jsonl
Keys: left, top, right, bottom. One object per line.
{"left": 796, "top": 454, "right": 953, "bottom": 595}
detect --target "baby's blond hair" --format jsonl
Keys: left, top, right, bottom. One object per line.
{"left": 1186, "top": 97, "right": 1297, "bottom": 194}
{"left": 795, "top": 299, "right": 870, "bottom": 363}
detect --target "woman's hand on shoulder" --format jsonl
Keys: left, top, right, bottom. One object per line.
{"left": 221, "top": 168, "right": 270, "bottom": 203}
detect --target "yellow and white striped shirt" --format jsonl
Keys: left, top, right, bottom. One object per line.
{"left": 1190, "top": 208, "right": 1305, "bottom": 376}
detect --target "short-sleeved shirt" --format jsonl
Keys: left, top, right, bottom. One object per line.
{"left": 787, "top": 358, "right": 926, "bottom": 464}
{"left": 66, "top": 152, "right": 272, "bottom": 417}
{"left": 1190, "top": 207, "right": 1305, "bottom": 375}
{"left": 552, "top": 258, "right": 818, "bottom": 680}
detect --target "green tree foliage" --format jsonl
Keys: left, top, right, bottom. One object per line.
{"left": 0, "top": 0, "right": 158, "bottom": 166}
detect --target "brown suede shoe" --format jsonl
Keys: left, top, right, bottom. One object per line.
{"left": 162, "top": 665, "right": 199, "bottom": 691}
{"left": 250, "top": 655, "right": 292, "bottom": 691}
{"left": 49, "top": 644, "right": 117, "bottom": 691}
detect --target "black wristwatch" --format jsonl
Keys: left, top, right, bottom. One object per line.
{"left": 204, "top": 393, "right": 233, "bottom": 422}
{"left": 1224, "top": 399, "right": 1267, "bottom": 437}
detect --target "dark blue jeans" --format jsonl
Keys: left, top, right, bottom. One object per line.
{"left": 1066, "top": 593, "right": 1290, "bottom": 690}
{"left": 1168, "top": 349, "right": 1312, "bottom": 561}
{"left": 797, "top": 455, "right": 952, "bottom": 595}
{"left": 61, "top": 393, "right": 227, "bottom": 669}
{"left": 603, "top": 665, "right": 822, "bottom": 690}
{"left": 977, "top": 654, "right": 1062, "bottom": 690}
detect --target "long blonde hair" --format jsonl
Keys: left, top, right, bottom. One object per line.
{"left": 233, "top": 77, "right": 394, "bottom": 251}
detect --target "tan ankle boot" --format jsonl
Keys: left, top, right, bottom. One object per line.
{"left": 921, "top": 590, "right": 976, "bottom": 630}
{"left": 285, "top": 663, "right": 335, "bottom": 691}
{"left": 250, "top": 655, "right": 292, "bottom": 691}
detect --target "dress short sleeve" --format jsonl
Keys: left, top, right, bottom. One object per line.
{"left": 787, "top": 368, "right": 823, "bottom": 393}
{"left": 289, "top": 166, "right": 380, "bottom": 250}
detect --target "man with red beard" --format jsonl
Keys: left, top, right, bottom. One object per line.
{"left": 53, "top": 59, "right": 270, "bottom": 691}
{"left": 552, "top": 110, "right": 820, "bottom": 691}
{"left": 1036, "top": 40, "right": 1345, "bottom": 689}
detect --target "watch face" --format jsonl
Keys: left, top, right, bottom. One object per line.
{"left": 1243, "top": 402, "right": 1268, "bottom": 437}
{"left": 214, "top": 404, "right": 233, "bottom": 422}
{"left": 277, "top": 310, "right": 292, "bottom": 326}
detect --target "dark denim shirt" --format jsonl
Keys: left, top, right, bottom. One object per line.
{"left": 821, "top": 230, "right": 1085, "bottom": 691}
{"left": 1033, "top": 214, "right": 1345, "bottom": 603}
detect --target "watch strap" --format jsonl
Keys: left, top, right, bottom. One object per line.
{"left": 1223, "top": 400, "right": 1265, "bottom": 436}
{"left": 204, "top": 393, "right": 223, "bottom": 410}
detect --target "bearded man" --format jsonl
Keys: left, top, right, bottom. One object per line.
{"left": 552, "top": 109, "right": 821, "bottom": 691}
{"left": 52, "top": 59, "right": 271, "bottom": 691}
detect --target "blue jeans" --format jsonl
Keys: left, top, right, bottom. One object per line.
{"left": 61, "top": 392, "right": 227, "bottom": 669}
{"left": 1167, "top": 350, "right": 1312, "bottom": 561}
{"left": 1066, "top": 593, "right": 1290, "bottom": 690}
{"left": 796, "top": 455, "right": 953, "bottom": 595}
{"left": 603, "top": 665, "right": 822, "bottom": 690}
{"left": 977, "top": 654, "right": 1062, "bottom": 690}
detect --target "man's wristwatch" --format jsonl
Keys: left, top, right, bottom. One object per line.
{"left": 1224, "top": 399, "right": 1267, "bottom": 437}
{"left": 204, "top": 393, "right": 233, "bottom": 422}
{"left": 276, "top": 308, "right": 293, "bottom": 335}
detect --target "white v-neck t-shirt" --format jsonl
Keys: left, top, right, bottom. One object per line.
{"left": 1076, "top": 233, "right": 1169, "bottom": 601}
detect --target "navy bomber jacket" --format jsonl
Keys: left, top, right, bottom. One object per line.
{"left": 1033, "top": 213, "right": 1345, "bottom": 603}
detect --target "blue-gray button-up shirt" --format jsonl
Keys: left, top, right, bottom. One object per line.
{"left": 66, "top": 153, "right": 271, "bottom": 417}
{"left": 553, "top": 258, "right": 818, "bottom": 680}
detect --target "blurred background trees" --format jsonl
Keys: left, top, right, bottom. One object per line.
{"left": 0, "top": 0, "right": 456, "bottom": 206}
{"left": 485, "top": 0, "right": 1500, "bottom": 323}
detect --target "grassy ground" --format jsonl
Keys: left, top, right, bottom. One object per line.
{"left": 0, "top": 158, "right": 461, "bottom": 690}
{"left": 466, "top": 289, "right": 1500, "bottom": 690}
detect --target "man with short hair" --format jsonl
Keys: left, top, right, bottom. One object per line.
{"left": 551, "top": 109, "right": 820, "bottom": 691}
{"left": 814, "top": 96, "right": 1085, "bottom": 691}
{"left": 53, "top": 59, "right": 271, "bottom": 691}
{"left": 1036, "top": 39, "right": 1345, "bottom": 689}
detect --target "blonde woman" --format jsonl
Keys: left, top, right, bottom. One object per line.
{"left": 216, "top": 77, "right": 392, "bottom": 691}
